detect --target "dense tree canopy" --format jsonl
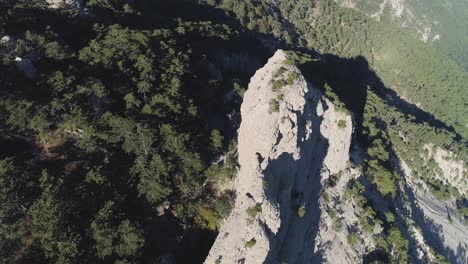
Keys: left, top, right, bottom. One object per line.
{"left": 0, "top": 0, "right": 259, "bottom": 262}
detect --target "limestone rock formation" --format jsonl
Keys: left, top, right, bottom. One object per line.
{"left": 205, "top": 49, "right": 467, "bottom": 264}
{"left": 205, "top": 50, "right": 355, "bottom": 263}
{"left": 46, "top": 0, "right": 83, "bottom": 11}
{"left": 336, "top": 0, "right": 440, "bottom": 43}
{"left": 400, "top": 151, "right": 468, "bottom": 264}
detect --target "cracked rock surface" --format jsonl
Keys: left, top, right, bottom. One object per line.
{"left": 205, "top": 50, "right": 354, "bottom": 264}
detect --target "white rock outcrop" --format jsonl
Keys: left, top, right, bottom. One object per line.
{"left": 389, "top": 0, "right": 405, "bottom": 17}
{"left": 423, "top": 144, "right": 467, "bottom": 196}
{"left": 400, "top": 153, "right": 468, "bottom": 264}
{"left": 46, "top": 0, "right": 83, "bottom": 12}
{"left": 205, "top": 50, "right": 354, "bottom": 263}
{"left": 336, "top": 0, "right": 440, "bottom": 42}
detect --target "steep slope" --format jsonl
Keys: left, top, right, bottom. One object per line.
{"left": 46, "top": 0, "right": 82, "bottom": 9}
{"left": 334, "top": 0, "right": 468, "bottom": 70}
{"left": 206, "top": 50, "right": 468, "bottom": 263}
{"left": 204, "top": 0, "right": 468, "bottom": 140}
{"left": 400, "top": 150, "right": 468, "bottom": 263}
{"left": 336, "top": 0, "right": 441, "bottom": 42}
{"left": 205, "top": 50, "right": 356, "bottom": 263}
{"left": 0, "top": 1, "right": 270, "bottom": 263}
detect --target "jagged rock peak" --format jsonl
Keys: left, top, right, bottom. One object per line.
{"left": 205, "top": 50, "right": 354, "bottom": 263}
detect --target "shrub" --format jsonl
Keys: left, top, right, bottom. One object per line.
{"left": 337, "top": 120, "right": 346, "bottom": 129}
{"left": 327, "top": 173, "right": 340, "bottom": 187}
{"left": 277, "top": 93, "right": 284, "bottom": 101}
{"left": 458, "top": 206, "right": 468, "bottom": 220}
{"left": 246, "top": 203, "right": 262, "bottom": 219}
{"left": 328, "top": 207, "right": 342, "bottom": 230}
{"left": 205, "top": 164, "right": 224, "bottom": 182}
{"left": 214, "top": 195, "right": 234, "bottom": 218}
{"left": 385, "top": 212, "right": 395, "bottom": 223}
{"left": 323, "top": 83, "right": 348, "bottom": 113}
{"left": 274, "top": 67, "right": 287, "bottom": 77}
{"left": 284, "top": 51, "right": 314, "bottom": 65}
{"left": 210, "top": 130, "right": 224, "bottom": 151}
{"left": 430, "top": 248, "right": 450, "bottom": 264}
{"left": 270, "top": 99, "right": 280, "bottom": 112}
{"left": 297, "top": 205, "right": 306, "bottom": 217}
{"left": 386, "top": 227, "right": 409, "bottom": 263}
{"left": 347, "top": 233, "right": 360, "bottom": 247}
{"left": 272, "top": 79, "right": 286, "bottom": 92}
{"left": 322, "top": 191, "right": 330, "bottom": 204}
{"left": 344, "top": 180, "right": 366, "bottom": 205}
{"left": 366, "top": 162, "right": 397, "bottom": 198}
{"left": 328, "top": 207, "right": 336, "bottom": 219}
{"left": 262, "top": 179, "right": 268, "bottom": 189}
{"left": 205, "top": 154, "right": 238, "bottom": 183}
{"left": 194, "top": 206, "right": 222, "bottom": 231}
{"left": 285, "top": 59, "right": 295, "bottom": 65}
{"left": 360, "top": 217, "right": 375, "bottom": 234}
{"left": 195, "top": 193, "right": 234, "bottom": 231}
{"left": 360, "top": 206, "right": 381, "bottom": 234}
{"left": 287, "top": 71, "right": 297, "bottom": 85}
{"left": 224, "top": 151, "right": 238, "bottom": 179}
{"left": 426, "top": 177, "right": 459, "bottom": 201}
{"left": 233, "top": 82, "right": 246, "bottom": 98}
{"left": 246, "top": 238, "right": 256, "bottom": 248}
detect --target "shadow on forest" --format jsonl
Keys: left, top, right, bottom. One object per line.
{"left": 0, "top": 132, "right": 34, "bottom": 160}
{"left": 297, "top": 54, "right": 460, "bottom": 141}
{"left": 298, "top": 52, "right": 464, "bottom": 263}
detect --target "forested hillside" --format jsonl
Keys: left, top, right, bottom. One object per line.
{"left": 335, "top": 0, "right": 468, "bottom": 71}
{"left": 0, "top": 1, "right": 268, "bottom": 262}
{"left": 0, "top": 0, "right": 466, "bottom": 263}
{"left": 204, "top": 0, "right": 468, "bottom": 138}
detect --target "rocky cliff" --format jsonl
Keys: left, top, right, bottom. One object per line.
{"left": 46, "top": 0, "right": 82, "bottom": 10}
{"left": 400, "top": 148, "right": 468, "bottom": 264}
{"left": 205, "top": 50, "right": 356, "bottom": 263}
{"left": 204, "top": 50, "right": 467, "bottom": 264}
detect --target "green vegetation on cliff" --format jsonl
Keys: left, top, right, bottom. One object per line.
{"left": 206, "top": 0, "right": 468, "bottom": 137}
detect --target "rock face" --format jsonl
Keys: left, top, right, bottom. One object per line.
{"left": 205, "top": 50, "right": 354, "bottom": 263}
{"left": 205, "top": 49, "right": 467, "bottom": 264}
{"left": 423, "top": 144, "right": 467, "bottom": 195}
{"left": 400, "top": 152, "right": 468, "bottom": 264}
{"left": 46, "top": 0, "right": 83, "bottom": 11}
